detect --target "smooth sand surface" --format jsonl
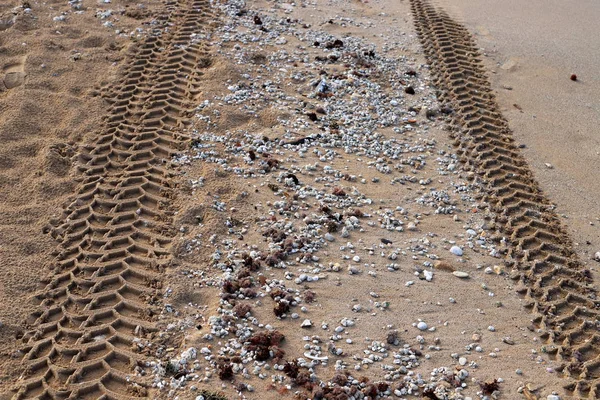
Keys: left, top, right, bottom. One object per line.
{"left": 438, "top": 0, "right": 600, "bottom": 260}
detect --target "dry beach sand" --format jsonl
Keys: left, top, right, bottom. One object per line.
{"left": 0, "top": 0, "right": 598, "bottom": 399}
{"left": 437, "top": 0, "right": 600, "bottom": 278}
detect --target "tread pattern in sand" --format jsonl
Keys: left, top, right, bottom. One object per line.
{"left": 12, "top": 1, "right": 213, "bottom": 398}
{"left": 409, "top": 0, "right": 600, "bottom": 397}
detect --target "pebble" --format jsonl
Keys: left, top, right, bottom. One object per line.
{"left": 458, "top": 357, "right": 467, "bottom": 366}
{"left": 547, "top": 396, "right": 561, "bottom": 400}
{"left": 452, "top": 271, "right": 469, "bottom": 279}
{"left": 423, "top": 270, "right": 433, "bottom": 281}
{"left": 488, "top": 325, "right": 496, "bottom": 332}
{"left": 502, "top": 337, "right": 515, "bottom": 345}
{"left": 449, "top": 246, "right": 463, "bottom": 256}
{"left": 417, "top": 321, "right": 428, "bottom": 331}
{"left": 352, "top": 255, "right": 361, "bottom": 263}
{"left": 348, "top": 266, "right": 359, "bottom": 275}
{"left": 433, "top": 260, "right": 455, "bottom": 272}
{"left": 301, "top": 319, "right": 313, "bottom": 328}
{"left": 324, "top": 233, "right": 335, "bottom": 242}
{"left": 594, "top": 251, "right": 600, "bottom": 261}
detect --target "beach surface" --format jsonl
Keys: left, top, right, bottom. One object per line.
{"left": 0, "top": 0, "right": 598, "bottom": 399}
{"left": 439, "top": 0, "right": 600, "bottom": 260}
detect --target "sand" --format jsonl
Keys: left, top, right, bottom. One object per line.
{"left": 0, "top": 0, "right": 597, "bottom": 399}
{"left": 437, "top": 0, "right": 600, "bottom": 263}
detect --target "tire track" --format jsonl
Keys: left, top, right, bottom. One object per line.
{"left": 11, "top": 1, "right": 214, "bottom": 398}
{"left": 409, "top": 0, "right": 600, "bottom": 397}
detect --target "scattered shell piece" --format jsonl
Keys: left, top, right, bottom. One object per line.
{"left": 301, "top": 319, "right": 312, "bottom": 328}
{"left": 303, "top": 352, "right": 328, "bottom": 361}
{"left": 423, "top": 270, "right": 433, "bottom": 281}
{"left": 452, "top": 271, "right": 469, "bottom": 279}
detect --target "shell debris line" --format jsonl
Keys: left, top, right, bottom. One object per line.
{"left": 144, "top": 0, "right": 578, "bottom": 398}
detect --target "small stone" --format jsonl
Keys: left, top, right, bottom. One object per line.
{"left": 472, "top": 333, "right": 481, "bottom": 342}
{"left": 324, "top": 233, "right": 335, "bottom": 242}
{"left": 516, "top": 369, "right": 523, "bottom": 375}
{"left": 493, "top": 265, "right": 504, "bottom": 275}
{"left": 594, "top": 251, "right": 600, "bottom": 262}
{"left": 417, "top": 321, "right": 428, "bottom": 331}
{"left": 301, "top": 319, "right": 312, "bottom": 328}
{"left": 352, "top": 255, "right": 360, "bottom": 262}
{"left": 488, "top": 325, "right": 496, "bottom": 332}
{"left": 433, "top": 260, "right": 455, "bottom": 272}
{"left": 547, "top": 395, "right": 561, "bottom": 400}
{"left": 450, "top": 246, "right": 463, "bottom": 256}
{"left": 423, "top": 270, "right": 433, "bottom": 281}
{"left": 502, "top": 337, "right": 515, "bottom": 345}
{"left": 459, "top": 357, "right": 467, "bottom": 366}
{"left": 452, "top": 271, "right": 469, "bottom": 279}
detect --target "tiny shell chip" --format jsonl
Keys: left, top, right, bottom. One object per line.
{"left": 452, "top": 271, "right": 469, "bottom": 279}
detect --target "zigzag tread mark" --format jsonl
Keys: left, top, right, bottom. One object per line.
{"left": 409, "top": 0, "right": 600, "bottom": 397}
{"left": 9, "top": 1, "right": 215, "bottom": 398}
